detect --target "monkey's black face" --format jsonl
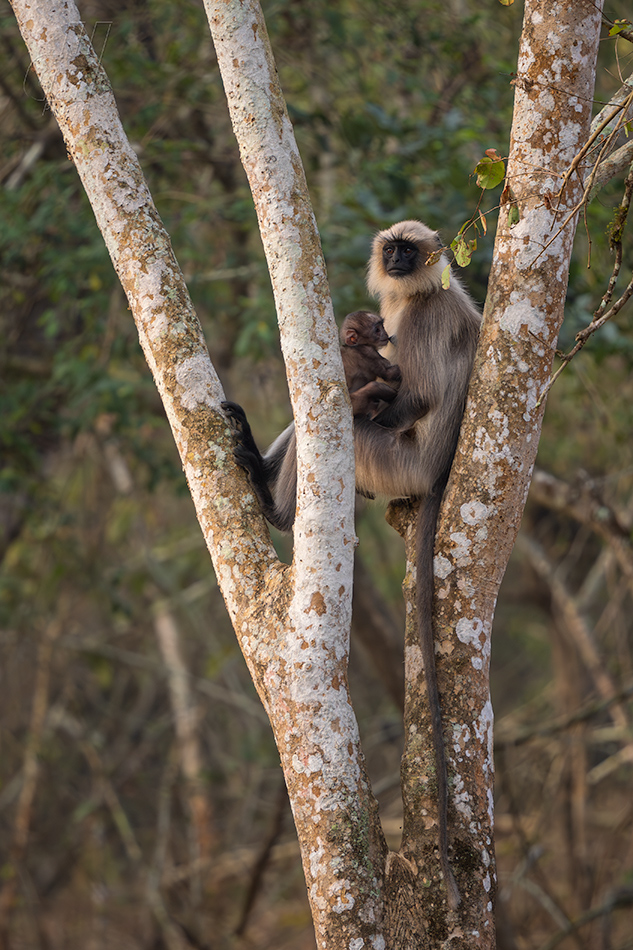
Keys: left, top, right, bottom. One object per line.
{"left": 382, "top": 240, "right": 418, "bottom": 277}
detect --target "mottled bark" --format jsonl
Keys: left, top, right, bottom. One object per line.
{"left": 9, "top": 2, "right": 386, "bottom": 948}
{"left": 390, "top": 2, "right": 604, "bottom": 946}
{"left": 8, "top": 0, "right": 606, "bottom": 946}
{"left": 202, "top": 6, "right": 389, "bottom": 947}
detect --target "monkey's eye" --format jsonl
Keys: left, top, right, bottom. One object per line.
{"left": 403, "top": 246, "right": 414, "bottom": 256}
{"left": 384, "top": 246, "right": 395, "bottom": 256}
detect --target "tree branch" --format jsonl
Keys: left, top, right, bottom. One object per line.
{"left": 540, "top": 165, "right": 633, "bottom": 397}
{"left": 430, "top": 2, "right": 604, "bottom": 943}
{"left": 530, "top": 467, "right": 633, "bottom": 590}
{"left": 8, "top": 2, "right": 385, "bottom": 947}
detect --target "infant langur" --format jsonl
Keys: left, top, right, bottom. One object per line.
{"left": 339, "top": 310, "right": 401, "bottom": 417}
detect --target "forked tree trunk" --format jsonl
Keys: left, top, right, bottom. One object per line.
{"left": 8, "top": 0, "right": 604, "bottom": 946}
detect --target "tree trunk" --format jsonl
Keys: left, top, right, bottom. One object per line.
{"left": 399, "top": 1, "right": 603, "bottom": 943}
{"left": 8, "top": 2, "right": 388, "bottom": 947}
{"left": 8, "top": 0, "right": 606, "bottom": 946}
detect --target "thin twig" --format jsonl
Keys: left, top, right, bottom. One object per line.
{"left": 80, "top": 739, "right": 190, "bottom": 950}
{"left": 517, "top": 535, "right": 629, "bottom": 731}
{"left": 529, "top": 468, "right": 633, "bottom": 593}
{"left": 496, "top": 680, "right": 633, "bottom": 748}
{"left": 495, "top": 750, "right": 576, "bottom": 941}
{"left": 542, "top": 269, "right": 633, "bottom": 400}
{"left": 587, "top": 141, "right": 633, "bottom": 201}
{"left": 532, "top": 100, "right": 633, "bottom": 267}
{"left": 234, "top": 780, "right": 288, "bottom": 936}
{"left": 599, "top": 25, "right": 633, "bottom": 65}
{"left": 0, "top": 619, "right": 61, "bottom": 947}
{"left": 537, "top": 167, "right": 633, "bottom": 403}
{"left": 557, "top": 89, "right": 633, "bottom": 203}
{"left": 538, "top": 887, "right": 633, "bottom": 950}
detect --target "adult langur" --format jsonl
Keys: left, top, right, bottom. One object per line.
{"left": 354, "top": 219, "right": 481, "bottom": 908}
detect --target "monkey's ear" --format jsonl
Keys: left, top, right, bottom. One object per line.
{"left": 345, "top": 328, "right": 359, "bottom": 346}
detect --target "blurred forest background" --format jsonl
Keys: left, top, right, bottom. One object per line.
{"left": 1, "top": 0, "right": 633, "bottom": 947}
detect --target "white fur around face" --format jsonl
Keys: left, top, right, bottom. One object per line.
{"left": 367, "top": 220, "right": 446, "bottom": 297}
{"left": 367, "top": 219, "right": 448, "bottom": 350}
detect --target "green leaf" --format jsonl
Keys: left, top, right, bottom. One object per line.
{"left": 609, "top": 19, "right": 632, "bottom": 36}
{"left": 501, "top": 182, "right": 520, "bottom": 227}
{"left": 474, "top": 151, "right": 506, "bottom": 190}
{"left": 499, "top": 0, "right": 514, "bottom": 4}
{"left": 450, "top": 234, "right": 477, "bottom": 267}
{"left": 441, "top": 265, "right": 451, "bottom": 289}
{"left": 507, "top": 204, "right": 521, "bottom": 227}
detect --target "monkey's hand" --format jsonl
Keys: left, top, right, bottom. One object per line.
{"left": 382, "top": 363, "right": 402, "bottom": 384}
{"left": 222, "top": 401, "right": 291, "bottom": 531}
{"left": 222, "top": 400, "right": 251, "bottom": 438}
{"left": 351, "top": 381, "right": 399, "bottom": 418}
{"left": 221, "top": 401, "right": 267, "bottom": 482}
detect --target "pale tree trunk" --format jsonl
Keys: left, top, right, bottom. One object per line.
{"left": 8, "top": 0, "right": 605, "bottom": 947}
{"left": 9, "top": 2, "right": 388, "bottom": 948}
{"left": 154, "top": 608, "right": 215, "bottom": 868}
{"left": 401, "top": 1, "right": 603, "bottom": 944}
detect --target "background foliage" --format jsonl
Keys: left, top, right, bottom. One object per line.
{"left": 1, "top": 0, "right": 633, "bottom": 947}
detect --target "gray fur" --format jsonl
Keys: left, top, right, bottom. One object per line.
{"left": 355, "top": 219, "right": 480, "bottom": 499}
{"left": 358, "top": 219, "right": 481, "bottom": 910}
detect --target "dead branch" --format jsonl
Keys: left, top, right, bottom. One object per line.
{"left": 154, "top": 607, "right": 215, "bottom": 861}
{"left": 529, "top": 468, "right": 633, "bottom": 593}
{"left": 0, "top": 618, "right": 61, "bottom": 949}
{"left": 496, "top": 680, "right": 633, "bottom": 747}
{"left": 538, "top": 886, "right": 633, "bottom": 950}
{"left": 517, "top": 534, "right": 630, "bottom": 731}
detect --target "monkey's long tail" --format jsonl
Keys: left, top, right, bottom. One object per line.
{"left": 416, "top": 484, "right": 461, "bottom": 910}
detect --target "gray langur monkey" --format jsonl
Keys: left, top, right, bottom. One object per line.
{"left": 221, "top": 310, "right": 402, "bottom": 530}
{"left": 223, "top": 220, "right": 481, "bottom": 908}
{"left": 356, "top": 219, "right": 481, "bottom": 908}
